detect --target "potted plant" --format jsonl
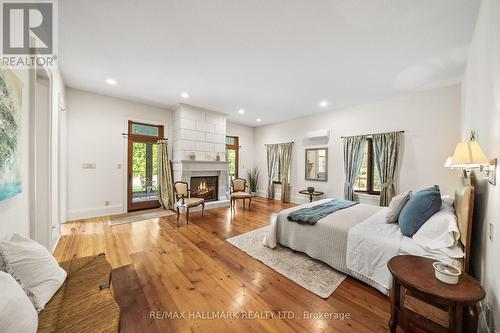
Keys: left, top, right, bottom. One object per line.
{"left": 247, "top": 167, "right": 260, "bottom": 196}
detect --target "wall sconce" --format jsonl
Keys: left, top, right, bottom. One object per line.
{"left": 448, "top": 138, "right": 497, "bottom": 185}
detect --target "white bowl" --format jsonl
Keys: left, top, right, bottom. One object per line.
{"left": 433, "top": 262, "right": 461, "bottom": 284}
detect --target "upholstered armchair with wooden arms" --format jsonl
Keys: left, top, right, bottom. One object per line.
{"left": 230, "top": 178, "right": 252, "bottom": 211}
{"left": 174, "top": 181, "right": 205, "bottom": 225}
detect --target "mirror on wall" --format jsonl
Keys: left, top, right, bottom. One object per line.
{"left": 305, "top": 148, "right": 328, "bottom": 181}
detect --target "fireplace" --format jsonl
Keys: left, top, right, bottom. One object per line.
{"left": 190, "top": 176, "right": 218, "bottom": 202}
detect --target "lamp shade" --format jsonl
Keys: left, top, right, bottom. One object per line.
{"left": 444, "top": 157, "right": 452, "bottom": 168}
{"left": 451, "top": 141, "right": 489, "bottom": 168}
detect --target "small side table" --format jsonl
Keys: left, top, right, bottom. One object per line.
{"left": 298, "top": 190, "right": 324, "bottom": 202}
{"left": 388, "top": 255, "right": 485, "bottom": 333}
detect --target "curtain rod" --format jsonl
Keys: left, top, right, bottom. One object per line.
{"left": 264, "top": 141, "right": 294, "bottom": 146}
{"left": 121, "top": 133, "right": 168, "bottom": 140}
{"left": 341, "top": 130, "right": 404, "bottom": 139}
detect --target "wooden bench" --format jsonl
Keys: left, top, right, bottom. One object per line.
{"left": 38, "top": 254, "right": 120, "bottom": 333}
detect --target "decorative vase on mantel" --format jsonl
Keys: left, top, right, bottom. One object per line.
{"left": 216, "top": 152, "right": 221, "bottom": 161}
{"left": 188, "top": 152, "right": 196, "bottom": 160}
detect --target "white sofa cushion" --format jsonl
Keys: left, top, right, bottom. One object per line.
{"left": 0, "top": 270, "right": 38, "bottom": 333}
{"left": 0, "top": 234, "right": 66, "bottom": 312}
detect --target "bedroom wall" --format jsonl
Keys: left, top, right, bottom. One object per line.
{"left": 253, "top": 86, "right": 461, "bottom": 204}
{"left": 461, "top": 0, "right": 500, "bottom": 330}
{"left": 65, "top": 88, "right": 173, "bottom": 220}
{"left": 226, "top": 122, "right": 255, "bottom": 178}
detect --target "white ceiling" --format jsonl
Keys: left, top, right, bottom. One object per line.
{"left": 59, "top": 0, "right": 480, "bottom": 127}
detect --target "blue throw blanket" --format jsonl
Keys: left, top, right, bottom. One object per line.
{"left": 287, "top": 199, "right": 358, "bottom": 225}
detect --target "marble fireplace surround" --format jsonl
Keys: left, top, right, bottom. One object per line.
{"left": 172, "top": 160, "right": 230, "bottom": 209}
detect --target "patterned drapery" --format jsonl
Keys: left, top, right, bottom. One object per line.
{"left": 343, "top": 135, "right": 368, "bottom": 200}
{"left": 157, "top": 139, "right": 175, "bottom": 210}
{"left": 266, "top": 144, "right": 279, "bottom": 199}
{"left": 373, "top": 132, "right": 402, "bottom": 206}
{"left": 279, "top": 142, "right": 294, "bottom": 203}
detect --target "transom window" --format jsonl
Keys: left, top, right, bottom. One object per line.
{"left": 354, "top": 138, "right": 381, "bottom": 194}
{"left": 130, "top": 122, "right": 160, "bottom": 137}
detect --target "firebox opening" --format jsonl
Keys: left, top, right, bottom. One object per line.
{"left": 190, "top": 176, "right": 218, "bottom": 202}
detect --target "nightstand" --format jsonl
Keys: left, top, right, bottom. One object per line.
{"left": 387, "top": 255, "right": 485, "bottom": 333}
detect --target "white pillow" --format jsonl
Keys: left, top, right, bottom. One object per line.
{"left": 412, "top": 208, "right": 464, "bottom": 258}
{"left": 0, "top": 271, "right": 38, "bottom": 333}
{"left": 385, "top": 191, "right": 412, "bottom": 223}
{"left": 0, "top": 234, "right": 66, "bottom": 312}
{"left": 441, "top": 195, "right": 454, "bottom": 210}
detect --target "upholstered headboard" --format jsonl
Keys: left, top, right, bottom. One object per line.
{"left": 454, "top": 175, "right": 475, "bottom": 273}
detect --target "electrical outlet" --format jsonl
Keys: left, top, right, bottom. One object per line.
{"left": 489, "top": 222, "right": 494, "bottom": 242}
{"left": 83, "top": 163, "right": 96, "bottom": 169}
{"left": 105, "top": 201, "right": 110, "bottom": 206}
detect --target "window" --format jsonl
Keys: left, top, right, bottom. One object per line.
{"left": 226, "top": 136, "right": 239, "bottom": 178}
{"left": 353, "top": 138, "right": 381, "bottom": 194}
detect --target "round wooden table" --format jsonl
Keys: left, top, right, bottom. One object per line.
{"left": 298, "top": 190, "right": 324, "bottom": 202}
{"left": 387, "top": 255, "right": 485, "bottom": 333}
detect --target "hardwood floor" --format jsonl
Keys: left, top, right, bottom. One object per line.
{"left": 55, "top": 197, "right": 392, "bottom": 333}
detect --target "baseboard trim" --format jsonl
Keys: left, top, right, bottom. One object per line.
{"left": 66, "top": 205, "right": 123, "bottom": 221}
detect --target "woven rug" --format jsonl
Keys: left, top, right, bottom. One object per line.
{"left": 226, "top": 227, "right": 346, "bottom": 298}
{"left": 108, "top": 208, "right": 175, "bottom": 226}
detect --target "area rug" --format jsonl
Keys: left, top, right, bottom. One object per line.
{"left": 226, "top": 227, "right": 346, "bottom": 298}
{"left": 108, "top": 208, "right": 175, "bottom": 226}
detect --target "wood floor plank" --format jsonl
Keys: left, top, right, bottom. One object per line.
{"left": 55, "top": 197, "right": 392, "bottom": 333}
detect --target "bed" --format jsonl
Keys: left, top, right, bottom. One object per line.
{"left": 264, "top": 177, "right": 475, "bottom": 295}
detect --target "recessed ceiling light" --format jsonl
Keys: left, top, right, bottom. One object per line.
{"left": 106, "top": 78, "right": 117, "bottom": 85}
{"left": 256, "top": 118, "right": 262, "bottom": 122}
{"left": 181, "top": 92, "right": 189, "bottom": 99}
{"left": 238, "top": 109, "right": 245, "bottom": 114}
{"left": 319, "top": 100, "right": 328, "bottom": 107}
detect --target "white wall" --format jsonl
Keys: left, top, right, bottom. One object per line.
{"left": 226, "top": 122, "right": 255, "bottom": 178}
{"left": 0, "top": 67, "right": 66, "bottom": 253}
{"left": 254, "top": 86, "right": 461, "bottom": 204}
{"left": 0, "top": 70, "right": 31, "bottom": 240}
{"left": 66, "top": 88, "right": 173, "bottom": 220}
{"left": 461, "top": 0, "right": 500, "bottom": 330}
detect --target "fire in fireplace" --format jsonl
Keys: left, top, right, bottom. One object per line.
{"left": 190, "top": 176, "right": 218, "bottom": 202}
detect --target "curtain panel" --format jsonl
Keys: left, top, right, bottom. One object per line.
{"left": 266, "top": 144, "right": 279, "bottom": 199}
{"left": 373, "top": 132, "right": 401, "bottom": 206}
{"left": 157, "top": 139, "right": 175, "bottom": 210}
{"left": 278, "top": 142, "right": 294, "bottom": 203}
{"left": 343, "top": 135, "right": 367, "bottom": 200}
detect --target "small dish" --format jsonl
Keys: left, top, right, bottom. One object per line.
{"left": 433, "top": 262, "right": 461, "bottom": 284}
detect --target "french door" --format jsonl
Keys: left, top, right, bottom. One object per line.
{"left": 127, "top": 121, "right": 164, "bottom": 211}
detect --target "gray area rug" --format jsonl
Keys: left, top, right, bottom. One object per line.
{"left": 226, "top": 227, "right": 346, "bottom": 298}
{"left": 108, "top": 208, "right": 175, "bottom": 226}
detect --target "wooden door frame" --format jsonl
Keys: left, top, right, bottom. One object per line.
{"left": 127, "top": 121, "right": 164, "bottom": 212}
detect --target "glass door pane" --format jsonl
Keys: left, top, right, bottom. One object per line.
{"left": 129, "top": 141, "right": 159, "bottom": 209}
{"left": 227, "top": 148, "right": 236, "bottom": 178}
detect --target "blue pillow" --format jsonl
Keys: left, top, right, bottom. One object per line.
{"left": 398, "top": 186, "right": 442, "bottom": 237}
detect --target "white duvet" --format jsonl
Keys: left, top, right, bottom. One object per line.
{"left": 346, "top": 208, "right": 402, "bottom": 292}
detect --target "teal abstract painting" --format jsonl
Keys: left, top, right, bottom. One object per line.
{"left": 0, "top": 69, "right": 23, "bottom": 201}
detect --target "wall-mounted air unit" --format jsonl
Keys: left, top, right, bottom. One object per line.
{"left": 306, "top": 129, "right": 330, "bottom": 139}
